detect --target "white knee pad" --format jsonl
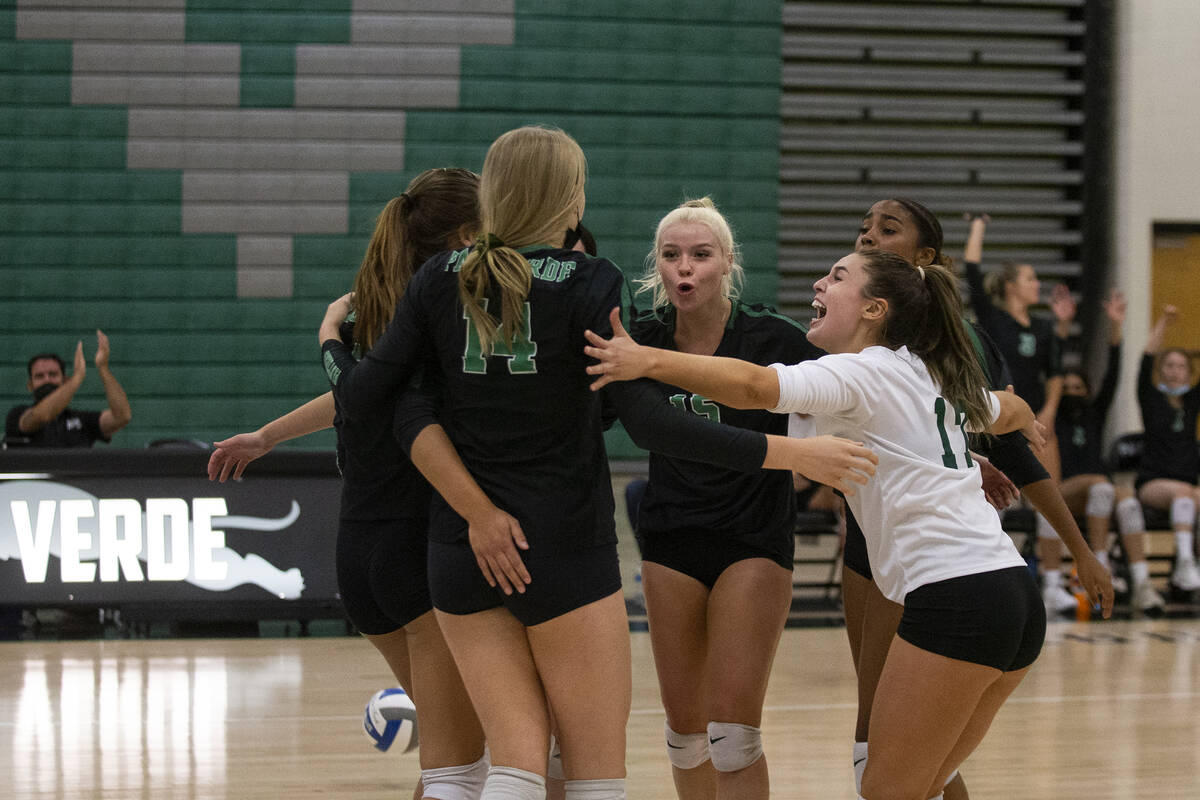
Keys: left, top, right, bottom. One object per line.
{"left": 546, "top": 735, "right": 564, "bottom": 782}
{"left": 664, "top": 723, "right": 710, "bottom": 770}
{"left": 1085, "top": 482, "right": 1116, "bottom": 518}
{"left": 422, "top": 753, "right": 489, "bottom": 800}
{"left": 1116, "top": 496, "right": 1146, "bottom": 536}
{"left": 563, "top": 778, "right": 625, "bottom": 799}
{"left": 484, "top": 766, "right": 546, "bottom": 800}
{"left": 1035, "top": 512, "right": 1058, "bottom": 540}
{"left": 1171, "top": 496, "right": 1197, "bottom": 529}
{"left": 706, "top": 721, "right": 763, "bottom": 773}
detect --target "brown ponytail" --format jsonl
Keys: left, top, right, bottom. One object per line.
{"left": 351, "top": 168, "right": 480, "bottom": 352}
{"left": 860, "top": 250, "right": 993, "bottom": 432}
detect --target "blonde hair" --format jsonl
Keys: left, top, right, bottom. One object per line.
{"left": 351, "top": 168, "right": 480, "bottom": 352}
{"left": 634, "top": 197, "right": 744, "bottom": 310}
{"left": 458, "top": 126, "right": 587, "bottom": 352}
{"left": 983, "top": 260, "right": 1030, "bottom": 307}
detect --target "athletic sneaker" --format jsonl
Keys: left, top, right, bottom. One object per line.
{"left": 1171, "top": 557, "right": 1200, "bottom": 591}
{"left": 1043, "top": 582, "right": 1078, "bottom": 615}
{"left": 1132, "top": 580, "right": 1164, "bottom": 612}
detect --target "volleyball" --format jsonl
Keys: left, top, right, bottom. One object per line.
{"left": 362, "top": 687, "right": 419, "bottom": 753}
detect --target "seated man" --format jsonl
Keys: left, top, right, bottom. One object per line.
{"left": 6, "top": 330, "right": 132, "bottom": 447}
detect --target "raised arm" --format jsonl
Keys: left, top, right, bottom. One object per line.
{"left": 1145, "top": 304, "right": 1177, "bottom": 355}
{"left": 94, "top": 330, "right": 132, "bottom": 437}
{"left": 585, "top": 308, "right": 781, "bottom": 409}
{"left": 961, "top": 214, "right": 993, "bottom": 325}
{"left": 208, "top": 392, "right": 336, "bottom": 482}
{"left": 17, "top": 341, "right": 86, "bottom": 434}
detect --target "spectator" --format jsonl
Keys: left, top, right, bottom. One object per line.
{"left": 6, "top": 331, "right": 132, "bottom": 447}
{"left": 1136, "top": 305, "right": 1200, "bottom": 593}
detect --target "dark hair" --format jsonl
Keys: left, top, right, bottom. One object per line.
{"left": 859, "top": 249, "right": 993, "bottom": 432}
{"left": 27, "top": 353, "right": 65, "bottom": 377}
{"left": 564, "top": 223, "right": 597, "bottom": 256}
{"left": 351, "top": 168, "right": 480, "bottom": 352}
{"left": 876, "top": 197, "right": 950, "bottom": 268}
{"left": 1063, "top": 368, "right": 1091, "bottom": 394}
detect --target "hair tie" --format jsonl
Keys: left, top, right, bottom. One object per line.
{"left": 474, "top": 233, "right": 506, "bottom": 253}
{"left": 917, "top": 265, "right": 926, "bottom": 281}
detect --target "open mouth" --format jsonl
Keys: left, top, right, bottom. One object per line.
{"left": 811, "top": 299, "right": 827, "bottom": 321}
{"left": 676, "top": 282, "right": 695, "bottom": 295}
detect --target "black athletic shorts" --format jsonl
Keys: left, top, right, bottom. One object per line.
{"left": 638, "top": 529, "right": 792, "bottom": 590}
{"left": 427, "top": 539, "right": 622, "bottom": 626}
{"left": 897, "top": 566, "right": 1046, "bottom": 672}
{"left": 336, "top": 517, "right": 432, "bottom": 635}
{"left": 842, "top": 509, "right": 872, "bottom": 580}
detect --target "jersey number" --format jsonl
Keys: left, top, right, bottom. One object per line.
{"left": 669, "top": 393, "right": 721, "bottom": 422}
{"left": 462, "top": 301, "right": 538, "bottom": 374}
{"left": 934, "top": 397, "right": 973, "bottom": 469}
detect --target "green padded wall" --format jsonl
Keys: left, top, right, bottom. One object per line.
{"left": 0, "top": 1, "right": 783, "bottom": 459}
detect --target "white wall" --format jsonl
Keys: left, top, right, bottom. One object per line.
{"left": 1110, "top": 0, "right": 1200, "bottom": 434}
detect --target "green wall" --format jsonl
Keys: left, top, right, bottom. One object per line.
{"left": 0, "top": 1, "right": 782, "bottom": 459}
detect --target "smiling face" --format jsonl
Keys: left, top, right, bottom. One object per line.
{"left": 656, "top": 221, "right": 732, "bottom": 314}
{"left": 809, "top": 253, "right": 882, "bottom": 353}
{"left": 855, "top": 200, "right": 936, "bottom": 267}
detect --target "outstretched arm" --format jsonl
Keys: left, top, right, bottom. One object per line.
{"left": 208, "top": 392, "right": 336, "bottom": 482}
{"left": 585, "top": 308, "right": 780, "bottom": 409}
{"left": 1022, "top": 478, "right": 1114, "bottom": 618}
{"left": 94, "top": 330, "right": 133, "bottom": 437}
{"left": 18, "top": 341, "right": 86, "bottom": 434}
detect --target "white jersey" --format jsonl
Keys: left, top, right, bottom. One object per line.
{"left": 770, "top": 345, "right": 1026, "bottom": 604}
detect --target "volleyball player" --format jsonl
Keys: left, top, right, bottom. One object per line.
{"left": 1054, "top": 290, "right": 1164, "bottom": 610}
{"left": 626, "top": 198, "right": 821, "bottom": 799}
{"left": 1136, "top": 305, "right": 1200, "bottom": 592}
{"left": 584, "top": 249, "right": 1107, "bottom": 800}
{"left": 962, "top": 214, "right": 1078, "bottom": 613}
{"left": 842, "top": 198, "right": 1110, "bottom": 800}
{"left": 211, "top": 169, "right": 497, "bottom": 800}
{"left": 320, "top": 126, "right": 877, "bottom": 800}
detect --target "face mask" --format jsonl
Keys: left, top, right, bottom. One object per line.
{"left": 1158, "top": 383, "right": 1190, "bottom": 397}
{"left": 32, "top": 383, "right": 58, "bottom": 402}
{"left": 1058, "top": 395, "right": 1088, "bottom": 415}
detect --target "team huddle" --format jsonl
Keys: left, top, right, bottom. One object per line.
{"left": 207, "top": 125, "right": 1163, "bottom": 800}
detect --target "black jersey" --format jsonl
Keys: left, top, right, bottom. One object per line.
{"left": 4, "top": 405, "right": 108, "bottom": 447}
{"left": 1136, "top": 352, "right": 1200, "bottom": 485}
{"left": 330, "top": 318, "right": 433, "bottom": 523}
{"left": 632, "top": 302, "right": 821, "bottom": 560}
{"left": 965, "top": 320, "right": 1049, "bottom": 488}
{"left": 964, "top": 261, "right": 1062, "bottom": 411}
{"left": 324, "top": 246, "right": 768, "bottom": 554}
{"left": 1056, "top": 344, "right": 1120, "bottom": 479}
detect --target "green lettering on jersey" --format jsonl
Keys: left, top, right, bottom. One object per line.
{"left": 462, "top": 300, "right": 538, "bottom": 375}
{"left": 527, "top": 257, "right": 576, "bottom": 284}
{"left": 934, "top": 397, "right": 974, "bottom": 469}
{"left": 668, "top": 393, "right": 721, "bottom": 423}
{"left": 1072, "top": 426, "right": 1086, "bottom": 448}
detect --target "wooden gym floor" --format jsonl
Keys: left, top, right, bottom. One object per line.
{"left": 1, "top": 617, "right": 1198, "bottom": 799}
